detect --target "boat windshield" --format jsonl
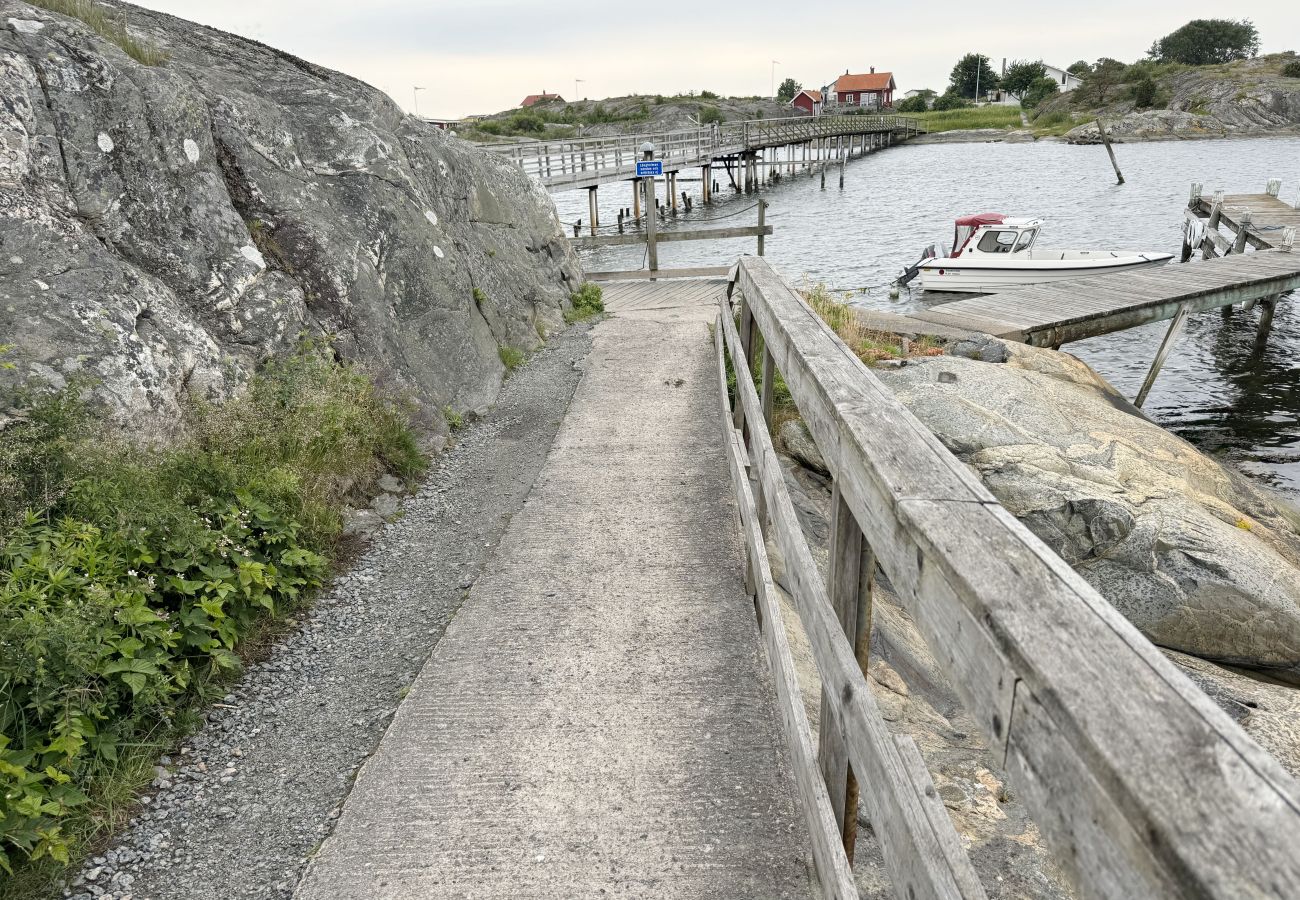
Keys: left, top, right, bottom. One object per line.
{"left": 1013, "top": 228, "right": 1038, "bottom": 252}
{"left": 977, "top": 230, "right": 1018, "bottom": 253}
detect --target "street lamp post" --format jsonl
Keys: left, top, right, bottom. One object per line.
{"left": 771, "top": 60, "right": 780, "bottom": 98}
{"left": 973, "top": 55, "right": 982, "bottom": 103}
{"left": 413, "top": 85, "right": 425, "bottom": 117}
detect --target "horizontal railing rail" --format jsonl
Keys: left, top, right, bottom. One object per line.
{"left": 717, "top": 255, "right": 1300, "bottom": 899}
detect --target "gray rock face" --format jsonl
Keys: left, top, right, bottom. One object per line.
{"left": 877, "top": 342, "right": 1300, "bottom": 681}
{"left": 778, "top": 419, "right": 828, "bottom": 475}
{"left": 1063, "top": 54, "right": 1300, "bottom": 143}
{"left": 0, "top": 1, "right": 580, "bottom": 437}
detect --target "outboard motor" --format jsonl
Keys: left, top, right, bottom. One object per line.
{"left": 896, "top": 244, "right": 937, "bottom": 286}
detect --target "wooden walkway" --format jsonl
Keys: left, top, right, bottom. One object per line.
{"left": 911, "top": 249, "right": 1300, "bottom": 346}
{"left": 296, "top": 278, "right": 812, "bottom": 898}
{"left": 488, "top": 113, "right": 922, "bottom": 191}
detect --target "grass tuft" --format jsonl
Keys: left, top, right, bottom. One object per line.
{"left": 25, "top": 0, "right": 168, "bottom": 66}
{"left": 564, "top": 282, "right": 604, "bottom": 324}
{"left": 498, "top": 346, "right": 525, "bottom": 372}
{"left": 910, "top": 106, "right": 1023, "bottom": 133}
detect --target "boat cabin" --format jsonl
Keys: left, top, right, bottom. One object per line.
{"left": 951, "top": 213, "right": 1043, "bottom": 258}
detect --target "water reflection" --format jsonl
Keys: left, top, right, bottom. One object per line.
{"left": 555, "top": 136, "right": 1300, "bottom": 493}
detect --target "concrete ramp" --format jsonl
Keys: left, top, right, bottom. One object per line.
{"left": 296, "top": 287, "right": 814, "bottom": 898}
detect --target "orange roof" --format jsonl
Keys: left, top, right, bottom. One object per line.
{"left": 794, "top": 89, "right": 822, "bottom": 102}
{"left": 834, "top": 72, "right": 894, "bottom": 92}
{"left": 521, "top": 93, "right": 563, "bottom": 107}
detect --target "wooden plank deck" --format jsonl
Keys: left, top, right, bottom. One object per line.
{"left": 601, "top": 278, "right": 729, "bottom": 312}
{"left": 911, "top": 249, "right": 1300, "bottom": 346}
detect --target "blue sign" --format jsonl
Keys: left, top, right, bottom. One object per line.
{"left": 636, "top": 160, "right": 663, "bottom": 177}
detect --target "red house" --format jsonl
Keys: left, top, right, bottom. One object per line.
{"left": 521, "top": 92, "right": 564, "bottom": 107}
{"left": 831, "top": 68, "right": 895, "bottom": 109}
{"left": 790, "top": 89, "right": 823, "bottom": 116}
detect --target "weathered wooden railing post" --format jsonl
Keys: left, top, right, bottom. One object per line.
{"left": 816, "top": 485, "right": 875, "bottom": 856}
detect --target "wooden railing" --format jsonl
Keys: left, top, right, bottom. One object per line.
{"left": 714, "top": 256, "right": 1300, "bottom": 899}
{"left": 486, "top": 112, "right": 923, "bottom": 189}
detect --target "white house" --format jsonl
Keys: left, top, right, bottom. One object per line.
{"left": 988, "top": 61, "right": 1083, "bottom": 105}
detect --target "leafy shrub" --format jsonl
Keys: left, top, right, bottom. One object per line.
{"left": 930, "top": 91, "right": 970, "bottom": 112}
{"left": 699, "top": 90, "right": 720, "bottom": 100}
{"left": 565, "top": 282, "right": 604, "bottom": 323}
{"left": 1021, "top": 76, "right": 1061, "bottom": 109}
{"left": 1131, "top": 76, "right": 1158, "bottom": 108}
{"left": 1282, "top": 61, "right": 1300, "bottom": 78}
{"left": 0, "top": 345, "right": 422, "bottom": 878}
{"left": 698, "top": 106, "right": 724, "bottom": 125}
{"left": 896, "top": 94, "right": 930, "bottom": 113}
{"left": 1149, "top": 18, "right": 1259, "bottom": 66}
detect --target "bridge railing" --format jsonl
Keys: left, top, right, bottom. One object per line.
{"left": 715, "top": 255, "right": 1300, "bottom": 899}
{"left": 484, "top": 112, "right": 922, "bottom": 187}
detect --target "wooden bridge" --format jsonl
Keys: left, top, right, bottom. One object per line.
{"left": 485, "top": 113, "right": 922, "bottom": 210}
{"left": 297, "top": 258, "right": 1300, "bottom": 900}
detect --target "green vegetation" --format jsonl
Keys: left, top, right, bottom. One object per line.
{"left": 1000, "top": 60, "right": 1047, "bottom": 101}
{"left": 775, "top": 78, "right": 801, "bottom": 103}
{"left": 25, "top": 0, "right": 167, "bottom": 65}
{"left": 1281, "top": 60, "right": 1300, "bottom": 78}
{"left": 804, "top": 285, "right": 943, "bottom": 365}
{"left": 472, "top": 287, "right": 487, "bottom": 308}
{"left": 443, "top": 406, "right": 464, "bottom": 430}
{"left": 498, "top": 346, "right": 525, "bottom": 371}
{"left": 948, "top": 53, "right": 1000, "bottom": 100}
{"left": 698, "top": 105, "right": 724, "bottom": 125}
{"left": 468, "top": 101, "right": 652, "bottom": 139}
{"left": 1149, "top": 18, "right": 1259, "bottom": 66}
{"left": 0, "top": 345, "right": 423, "bottom": 889}
{"left": 895, "top": 91, "right": 934, "bottom": 113}
{"left": 930, "top": 91, "right": 971, "bottom": 112}
{"left": 909, "top": 105, "right": 1022, "bottom": 132}
{"left": 565, "top": 282, "right": 604, "bottom": 324}
{"left": 698, "top": 90, "right": 720, "bottom": 100}
{"left": 1029, "top": 109, "right": 1087, "bottom": 136}
{"left": 1020, "top": 76, "right": 1061, "bottom": 109}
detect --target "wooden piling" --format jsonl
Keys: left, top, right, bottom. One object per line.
{"left": 1096, "top": 118, "right": 1125, "bottom": 185}
{"left": 587, "top": 186, "right": 599, "bottom": 237}
{"left": 757, "top": 200, "right": 767, "bottom": 257}
{"left": 632, "top": 178, "right": 641, "bottom": 222}
{"left": 643, "top": 173, "right": 658, "bottom": 274}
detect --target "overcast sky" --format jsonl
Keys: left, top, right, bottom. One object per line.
{"left": 131, "top": 1, "right": 1295, "bottom": 118}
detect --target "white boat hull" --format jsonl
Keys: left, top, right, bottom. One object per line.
{"left": 918, "top": 252, "right": 1174, "bottom": 293}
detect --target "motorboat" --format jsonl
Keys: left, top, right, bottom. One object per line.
{"left": 907, "top": 213, "right": 1173, "bottom": 293}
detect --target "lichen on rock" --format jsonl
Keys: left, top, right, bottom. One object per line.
{"left": 0, "top": 0, "right": 580, "bottom": 442}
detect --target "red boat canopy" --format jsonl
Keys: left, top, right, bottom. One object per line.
{"left": 952, "top": 213, "right": 1007, "bottom": 256}
{"left": 955, "top": 213, "right": 1006, "bottom": 227}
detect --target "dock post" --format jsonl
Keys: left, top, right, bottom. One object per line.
{"left": 642, "top": 150, "right": 658, "bottom": 275}
{"left": 668, "top": 172, "right": 678, "bottom": 215}
{"left": 838, "top": 136, "right": 845, "bottom": 190}
{"left": 757, "top": 199, "right": 767, "bottom": 257}
{"left": 1258, "top": 295, "right": 1279, "bottom": 342}
{"left": 816, "top": 483, "right": 875, "bottom": 857}
{"left": 1096, "top": 118, "right": 1125, "bottom": 185}
{"left": 1135, "top": 302, "right": 1190, "bottom": 408}
{"left": 587, "top": 186, "right": 599, "bottom": 237}
{"left": 702, "top": 165, "right": 710, "bottom": 203}
{"left": 1231, "top": 210, "right": 1253, "bottom": 254}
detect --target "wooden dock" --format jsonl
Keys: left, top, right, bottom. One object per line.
{"left": 910, "top": 249, "right": 1300, "bottom": 346}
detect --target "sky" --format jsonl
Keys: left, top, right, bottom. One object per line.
{"left": 130, "top": 1, "right": 1296, "bottom": 118}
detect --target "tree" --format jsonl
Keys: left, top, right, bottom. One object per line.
{"left": 1001, "top": 60, "right": 1048, "bottom": 99}
{"left": 1021, "top": 76, "right": 1061, "bottom": 109}
{"left": 1149, "top": 19, "right": 1259, "bottom": 66}
{"left": 698, "top": 105, "right": 724, "bottom": 125}
{"left": 776, "top": 77, "right": 801, "bottom": 102}
{"left": 949, "top": 53, "right": 1000, "bottom": 100}
{"left": 1073, "top": 57, "right": 1127, "bottom": 107}
{"left": 1066, "top": 60, "right": 1092, "bottom": 77}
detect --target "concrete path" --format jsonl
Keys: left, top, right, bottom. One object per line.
{"left": 296, "top": 285, "right": 814, "bottom": 898}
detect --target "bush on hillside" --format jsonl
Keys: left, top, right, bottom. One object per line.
{"left": 699, "top": 105, "right": 724, "bottom": 125}
{"left": 930, "top": 91, "right": 970, "bottom": 111}
{"left": 1282, "top": 61, "right": 1300, "bottom": 78}
{"left": 896, "top": 94, "right": 930, "bottom": 113}
{"left": 1021, "top": 76, "right": 1061, "bottom": 109}
{"left": 1149, "top": 18, "right": 1259, "bottom": 66}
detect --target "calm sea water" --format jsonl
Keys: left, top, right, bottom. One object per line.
{"left": 556, "top": 137, "right": 1300, "bottom": 495}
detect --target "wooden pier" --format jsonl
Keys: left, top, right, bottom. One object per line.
{"left": 912, "top": 186, "right": 1299, "bottom": 406}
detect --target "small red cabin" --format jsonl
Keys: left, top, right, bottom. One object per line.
{"left": 790, "top": 89, "right": 823, "bottom": 116}
{"left": 521, "top": 92, "right": 564, "bottom": 108}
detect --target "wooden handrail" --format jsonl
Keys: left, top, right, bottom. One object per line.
{"left": 721, "top": 255, "right": 1300, "bottom": 898}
